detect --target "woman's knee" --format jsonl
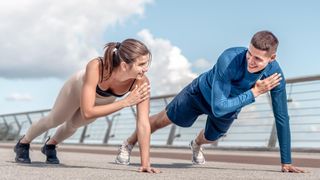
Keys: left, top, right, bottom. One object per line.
{"left": 40, "top": 115, "right": 64, "bottom": 129}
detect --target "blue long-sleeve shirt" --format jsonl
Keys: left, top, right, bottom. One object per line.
{"left": 198, "top": 47, "right": 291, "bottom": 164}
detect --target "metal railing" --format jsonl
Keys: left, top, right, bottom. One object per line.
{"left": 1, "top": 75, "right": 320, "bottom": 151}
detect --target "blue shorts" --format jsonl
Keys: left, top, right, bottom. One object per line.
{"left": 166, "top": 78, "right": 237, "bottom": 141}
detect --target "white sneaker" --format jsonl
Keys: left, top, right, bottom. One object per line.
{"left": 190, "top": 140, "right": 205, "bottom": 165}
{"left": 115, "top": 140, "right": 133, "bottom": 165}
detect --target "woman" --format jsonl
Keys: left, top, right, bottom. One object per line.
{"left": 14, "top": 39, "right": 160, "bottom": 173}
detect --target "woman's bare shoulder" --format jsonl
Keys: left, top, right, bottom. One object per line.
{"left": 86, "top": 58, "right": 100, "bottom": 69}
{"left": 134, "top": 75, "right": 150, "bottom": 86}
{"left": 83, "top": 58, "right": 100, "bottom": 84}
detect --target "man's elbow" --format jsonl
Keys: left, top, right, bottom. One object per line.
{"left": 212, "top": 111, "right": 225, "bottom": 118}
{"left": 212, "top": 105, "right": 226, "bottom": 118}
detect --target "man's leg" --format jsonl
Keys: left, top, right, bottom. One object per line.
{"left": 115, "top": 110, "right": 172, "bottom": 164}
{"left": 194, "top": 129, "right": 217, "bottom": 145}
{"left": 190, "top": 115, "right": 235, "bottom": 165}
{"left": 127, "top": 110, "right": 172, "bottom": 145}
{"left": 116, "top": 78, "right": 204, "bottom": 165}
{"left": 189, "top": 129, "right": 218, "bottom": 165}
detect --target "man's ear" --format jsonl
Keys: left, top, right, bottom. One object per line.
{"left": 270, "top": 54, "right": 277, "bottom": 62}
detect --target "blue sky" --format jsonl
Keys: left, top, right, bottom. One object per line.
{"left": 1, "top": 0, "right": 319, "bottom": 114}
{"left": 106, "top": 0, "right": 320, "bottom": 77}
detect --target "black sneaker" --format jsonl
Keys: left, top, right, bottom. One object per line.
{"left": 41, "top": 137, "right": 60, "bottom": 164}
{"left": 14, "top": 138, "right": 31, "bottom": 164}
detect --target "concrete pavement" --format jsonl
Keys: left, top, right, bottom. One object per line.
{"left": 1, "top": 143, "right": 319, "bottom": 180}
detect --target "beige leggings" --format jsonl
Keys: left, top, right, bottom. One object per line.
{"left": 24, "top": 70, "right": 116, "bottom": 143}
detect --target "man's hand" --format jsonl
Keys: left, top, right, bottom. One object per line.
{"left": 282, "top": 164, "right": 305, "bottom": 173}
{"left": 251, "top": 73, "right": 282, "bottom": 97}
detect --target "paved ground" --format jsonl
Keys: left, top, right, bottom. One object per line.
{"left": 1, "top": 142, "right": 319, "bottom": 180}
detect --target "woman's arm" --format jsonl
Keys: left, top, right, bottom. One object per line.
{"left": 80, "top": 59, "right": 148, "bottom": 120}
{"left": 135, "top": 76, "right": 160, "bottom": 173}
{"left": 136, "top": 76, "right": 151, "bottom": 167}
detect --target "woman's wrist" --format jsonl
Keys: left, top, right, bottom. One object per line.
{"left": 119, "top": 99, "right": 129, "bottom": 108}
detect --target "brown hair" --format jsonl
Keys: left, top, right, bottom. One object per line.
{"left": 102, "top": 38, "right": 151, "bottom": 80}
{"left": 251, "top": 30, "right": 279, "bottom": 55}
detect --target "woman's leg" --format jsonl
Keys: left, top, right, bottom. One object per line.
{"left": 14, "top": 73, "right": 81, "bottom": 163}
{"left": 49, "top": 108, "right": 97, "bottom": 144}
{"left": 21, "top": 76, "right": 80, "bottom": 143}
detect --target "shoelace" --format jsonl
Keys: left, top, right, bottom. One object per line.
{"left": 119, "top": 144, "right": 132, "bottom": 156}
{"left": 46, "top": 149, "right": 57, "bottom": 157}
{"left": 192, "top": 143, "right": 204, "bottom": 157}
{"left": 21, "top": 149, "right": 29, "bottom": 158}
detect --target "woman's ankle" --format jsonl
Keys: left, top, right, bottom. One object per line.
{"left": 19, "top": 137, "right": 30, "bottom": 144}
{"left": 46, "top": 138, "right": 58, "bottom": 145}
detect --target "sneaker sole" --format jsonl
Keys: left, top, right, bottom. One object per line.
{"left": 45, "top": 161, "right": 60, "bottom": 164}
{"left": 115, "top": 159, "right": 130, "bottom": 165}
{"left": 15, "top": 157, "right": 31, "bottom": 164}
{"left": 192, "top": 159, "right": 206, "bottom": 165}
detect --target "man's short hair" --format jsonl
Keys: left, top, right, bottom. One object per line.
{"left": 251, "top": 30, "right": 279, "bottom": 55}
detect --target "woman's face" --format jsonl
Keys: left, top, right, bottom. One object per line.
{"left": 128, "top": 54, "right": 150, "bottom": 79}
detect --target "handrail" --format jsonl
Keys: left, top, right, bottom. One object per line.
{"left": 1, "top": 74, "right": 320, "bottom": 150}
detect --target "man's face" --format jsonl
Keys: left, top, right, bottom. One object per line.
{"left": 246, "top": 44, "right": 276, "bottom": 73}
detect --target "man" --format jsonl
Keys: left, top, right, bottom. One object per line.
{"left": 115, "top": 30, "right": 304, "bottom": 173}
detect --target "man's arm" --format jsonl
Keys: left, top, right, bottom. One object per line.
{"left": 270, "top": 68, "right": 305, "bottom": 173}
{"left": 211, "top": 75, "right": 255, "bottom": 117}
{"left": 270, "top": 86, "right": 291, "bottom": 164}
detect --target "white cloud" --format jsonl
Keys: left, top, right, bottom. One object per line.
{"left": 193, "top": 58, "right": 212, "bottom": 73}
{"left": 0, "top": 1, "right": 198, "bottom": 96}
{"left": 5, "top": 93, "right": 33, "bottom": 102}
{"left": 138, "top": 29, "right": 197, "bottom": 95}
{"left": 0, "top": 0, "right": 152, "bottom": 78}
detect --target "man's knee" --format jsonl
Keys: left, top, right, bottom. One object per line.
{"left": 151, "top": 110, "right": 172, "bottom": 130}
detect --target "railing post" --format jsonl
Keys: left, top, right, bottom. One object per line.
{"left": 39, "top": 112, "right": 50, "bottom": 143}
{"left": 130, "top": 106, "right": 137, "bottom": 119}
{"left": 162, "top": 97, "right": 180, "bottom": 145}
{"left": 103, "top": 113, "right": 120, "bottom": 144}
{"left": 166, "top": 124, "right": 177, "bottom": 145}
{"left": 79, "top": 125, "right": 88, "bottom": 144}
{"left": 13, "top": 115, "right": 22, "bottom": 140}
{"left": 0, "top": 117, "right": 9, "bottom": 140}
{"left": 26, "top": 114, "right": 33, "bottom": 125}
{"left": 1, "top": 117, "right": 10, "bottom": 140}
{"left": 266, "top": 92, "right": 277, "bottom": 148}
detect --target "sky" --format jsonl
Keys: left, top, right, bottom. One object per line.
{"left": 0, "top": 0, "right": 319, "bottom": 114}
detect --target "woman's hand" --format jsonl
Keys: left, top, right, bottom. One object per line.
{"left": 138, "top": 166, "right": 161, "bottom": 173}
{"left": 123, "top": 83, "right": 150, "bottom": 107}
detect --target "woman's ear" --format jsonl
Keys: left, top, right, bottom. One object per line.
{"left": 120, "top": 61, "right": 128, "bottom": 71}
